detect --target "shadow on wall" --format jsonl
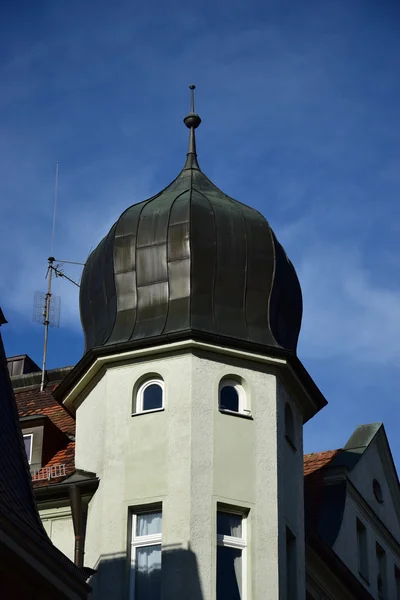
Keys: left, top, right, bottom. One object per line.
{"left": 89, "top": 545, "right": 204, "bottom": 600}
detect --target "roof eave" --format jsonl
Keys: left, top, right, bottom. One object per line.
{"left": 53, "top": 332, "right": 327, "bottom": 422}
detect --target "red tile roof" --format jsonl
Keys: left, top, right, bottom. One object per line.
{"left": 15, "top": 383, "right": 76, "bottom": 487}
{"left": 14, "top": 379, "right": 343, "bottom": 506}
{"left": 304, "top": 449, "right": 340, "bottom": 476}
{"left": 304, "top": 449, "right": 341, "bottom": 528}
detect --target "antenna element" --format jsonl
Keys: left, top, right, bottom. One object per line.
{"left": 51, "top": 162, "right": 59, "bottom": 257}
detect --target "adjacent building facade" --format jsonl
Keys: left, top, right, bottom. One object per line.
{"left": 5, "top": 89, "right": 400, "bottom": 599}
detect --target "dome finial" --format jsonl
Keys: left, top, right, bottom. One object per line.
{"left": 183, "top": 84, "right": 201, "bottom": 170}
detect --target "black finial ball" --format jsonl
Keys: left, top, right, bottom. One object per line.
{"left": 189, "top": 84, "right": 196, "bottom": 90}
{"left": 184, "top": 112, "right": 201, "bottom": 129}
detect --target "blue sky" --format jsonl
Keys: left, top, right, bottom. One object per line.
{"left": 1, "top": 0, "right": 400, "bottom": 463}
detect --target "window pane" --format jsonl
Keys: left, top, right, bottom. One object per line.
{"left": 217, "top": 546, "right": 242, "bottom": 600}
{"left": 357, "top": 519, "right": 368, "bottom": 579}
{"left": 217, "top": 512, "right": 242, "bottom": 537}
{"left": 220, "top": 386, "right": 239, "bottom": 412}
{"left": 143, "top": 384, "right": 163, "bottom": 411}
{"left": 23, "top": 435, "right": 32, "bottom": 463}
{"left": 135, "top": 544, "right": 161, "bottom": 600}
{"left": 136, "top": 512, "right": 162, "bottom": 536}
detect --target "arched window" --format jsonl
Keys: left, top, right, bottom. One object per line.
{"left": 219, "top": 379, "right": 246, "bottom": 414}
{"left": 284, "top": 403, "right": 296, "bottom": 449}
{"left": 134, "top": 378, "right": 164, "bottom": 414}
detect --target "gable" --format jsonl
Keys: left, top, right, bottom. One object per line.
{"left": 348, "top": 430, "right": 400, "bottom": 544}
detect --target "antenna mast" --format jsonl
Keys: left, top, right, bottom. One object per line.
{"left": 51, "top": 161, "right": 59, "bottom": 256}
{"left": 35, "top": 162, "right": 84, "bottom": 391}
{"left": 40, "top": 257, "right": 55, "bottom": 392}
{"left": 40, "top": 161, "right": 59, "bottom": 392}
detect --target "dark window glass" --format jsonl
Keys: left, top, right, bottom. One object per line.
{"left": 217, "top": 512, "right": 242, "bottom": 537}
{"left": 286, "top": 527, "right": 297, "bottom": 599}
{"left": 135, "top": 544, "right": 161, "bottom": 600}
{"left": 395, "top": 565, "right": 400, "bottom": 600}
{"left": 220, "top": 386, "right": 239, "bottom": 412}
{"left": 142, "top": 384, "right": 163, "bottom": 411}
{"left": 357, "top": 518, "right": 369, "bottom": 580}
{"left": 23, "top": 435, "right": 32, "bottom": 463}
{"left": 217, "top": 546, "right": 241, "bottom": 600}
{"left": 376, "top": 543, "right": 387, "bottom": 598}
{"left": 373, "top": 479, "right": 383, "bottom": 503}
{"left": 285, "top": 403, "right": 295, "bottom": 448}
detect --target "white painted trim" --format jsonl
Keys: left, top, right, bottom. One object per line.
{"left": 63, "top": 341, "right": 284, "bottom": 408}
{"left": 217, "top": 510, "right": 247, "bottom": 600}
{"left": 134, "top": 379, "right": 164, "bottom": 414}
{"left": 23, "top": 433, "right": 33, "bottom": 464}
{"left": 61, "top": 338, "right": 321, "bottom": 422}
{"left": 218, "top": 379, "right": 248, "bottom": 415}
{"left": 217, "top": 534, "right": 247, "bottom": 550}
{"left": 62, "top": 339, "right": 285, "bottom": 410}
{"left": 129, "top": 511, "right": 162, "bottom": 600}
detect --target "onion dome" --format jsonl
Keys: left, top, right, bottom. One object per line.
{"left": 80, "top": 86, "right": 302, "bottom": 356}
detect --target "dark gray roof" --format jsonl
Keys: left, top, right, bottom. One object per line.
{"left": 80, "top": 96, "right": 302, "bottom": 357}
{"left": 0, "top": 311, "right": 90, "bottom": 594}
{"left": 0, "top": 316, "right": 47, "bottom": 537}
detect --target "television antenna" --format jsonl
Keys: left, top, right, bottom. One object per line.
{"left": 33, "top": 162, "right": 85, "bottom": 391}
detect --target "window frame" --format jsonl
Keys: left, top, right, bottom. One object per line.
{"left": 394, "top": 565, "right": 400, "bottom": 600}
{"left": 23, "top": 433, "right": 33, "bottom": 464}
{"left": 356, "top": 517, "right": 369, "bottom": 582}
{"left": 129, "top": 509, "right": 163, "bottom": 600}
{"left": 216, "top": 509, "right": 247, "bottom": 600}
{"left": 376, "top": 542, "right": 387, "bottom": 599}
{"left": 286, "top": 526, "right": 297, "bottom": 599}
{"left": 218, "top": 379, "right": 249, "bottom": 416}
{"left": 134, "top": 378, "right": 165, "bottom": 415}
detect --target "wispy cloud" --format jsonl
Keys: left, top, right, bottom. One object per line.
{"left": 298, "top": 244, "right": 400, "bottom": 364}
{"left": 2, "top": 0, "right": 400, "bottom": 460}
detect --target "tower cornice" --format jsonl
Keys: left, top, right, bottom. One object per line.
{"left": 54, "top": 336, "right": 327, "bottom": 422}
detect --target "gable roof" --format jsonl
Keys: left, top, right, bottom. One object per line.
{"left": 15, "top": 382, "right": 76, "bottom": 487}
{"left": 304, "top": 450, "right": 341, "bottom": 529}
{"left": 304, "top": 424, "right": 400, "bottom": 543}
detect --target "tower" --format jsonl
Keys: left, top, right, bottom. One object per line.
{"left": 56, "top": 87, "right": 326, "bottom": 599}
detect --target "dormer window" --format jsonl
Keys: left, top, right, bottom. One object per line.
{"left": 218, "top": 378, "right": 248, "bottom": 416}
{"left": 23, "top": 434, "right": 33, "bottom": 464}
{"left": 134, "top": 378, "right": 164, "bottom": 414}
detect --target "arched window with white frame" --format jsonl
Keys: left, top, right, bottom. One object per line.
{"left": 218, "top": 378, "right": 247, "bottom": 415}
{"left": 134, "top": 377, "right": 164, "bottom": 415}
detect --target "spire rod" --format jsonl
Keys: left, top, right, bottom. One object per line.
{"left": 183, "top": 84, "right": 201, "bottom": 170}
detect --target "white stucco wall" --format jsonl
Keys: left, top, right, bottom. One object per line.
{"left": 40, "top": 506, "right": 74, "bottom": 562}
{"left": 74, "top": 347, "right": 306, "bottom": 600}
{"left": 333, "top": 462, "right": 400, "bottom": 600}
{"left": 348, "top": 442, "right": 400, "bottom": 543}
{"left": 278, "top": 380, "right": 305, "bottom": 599}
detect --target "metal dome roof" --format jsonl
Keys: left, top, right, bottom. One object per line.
{"left": 79, "top": 87, "right": 302, "bottom": 356}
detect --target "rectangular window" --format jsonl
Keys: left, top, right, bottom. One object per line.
{"left": 357, "top": 518, "right": 369, "bottom": 581}
{"left": 286, "top": 527, "right": 297, "bottom": 599}
{"left": 376, "top": 542, "right": 387, "bottom": 599}
{"left": 217, "top": 510, "right": 246, "bottom": 600}
{"left": 395, "top": 565, "right": 400, "bottom": 600}
{"left": 23, "top": 434, "right": 33, "bottom": 464}
{"left": 130, "top": 510, "right": 162, "bottom": 600}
